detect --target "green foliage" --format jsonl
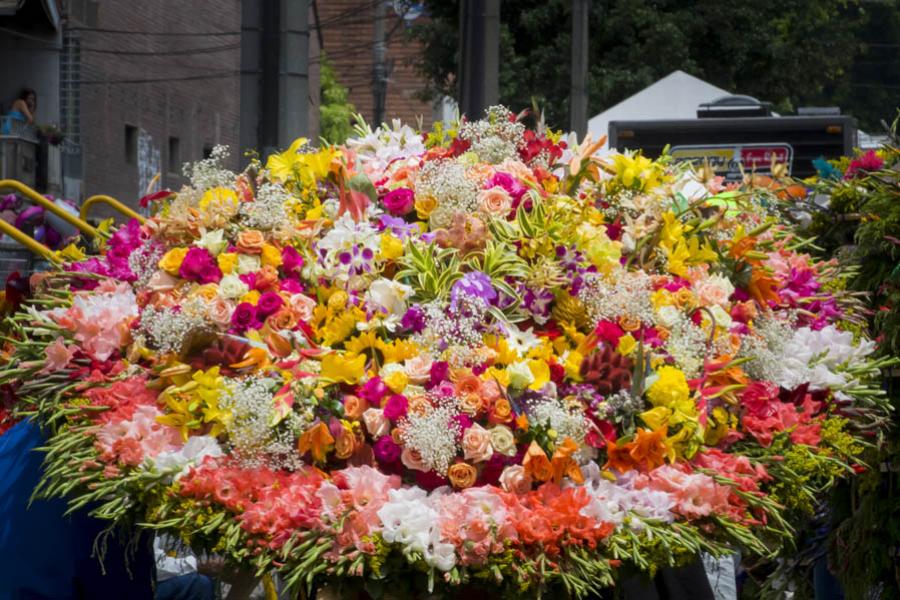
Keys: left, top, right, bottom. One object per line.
{"left": 409, "top": 0, "right": 896, "bottom": 130}
{"left": 319, "top": 55, "right": 356, "bottom": 145}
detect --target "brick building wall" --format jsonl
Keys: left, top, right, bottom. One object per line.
{"left": 68, "top": 0, "right": 241, "bottom": 212}
{"left": 314, "top": 0, "right": 434, "bottom": 129}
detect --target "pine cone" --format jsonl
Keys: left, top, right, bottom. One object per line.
{"left": 580, "top": 346, "right": 633, "bottom": 395}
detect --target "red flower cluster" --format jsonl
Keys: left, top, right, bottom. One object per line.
{"left": 502, "top": 484, "right": 614, "bottom": 555}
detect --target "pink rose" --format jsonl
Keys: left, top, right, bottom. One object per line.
{"left": 402, "top": 355, "right": 433, "bottom": 385}
{"left": 477, "top": 186, "right": 512, "bottom": 216}
{"left": 362, "top": 408, "right": 390, "bottom": 438}
{"left": 289, "top": 293, "right": 317, "bottom": 322}
{"left": 382, "top": 188, "right": 415, "bottom": 215}
{"left": 208, "top": 298, "right": 235, "bottom": 328}
{"left": 401, "top": 447, "right": 428, "bottom": 472}
{"left": 461, "top": 423, "right": 493, "bottom": 463}
{"left": 499, "top": 465, "right": 532, "bottom": 494}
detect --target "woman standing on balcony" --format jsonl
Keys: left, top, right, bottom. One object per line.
{"left": 1, "top": 88, "right": 36, "bottom": 135}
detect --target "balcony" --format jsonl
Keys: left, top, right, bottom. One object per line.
{"left": 0, "top": 117, "right": 39, "bottom": 188}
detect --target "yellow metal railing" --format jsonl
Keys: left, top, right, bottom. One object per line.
{"left": 0, "top": 179, "right": 102, "bottom": 240}
{"left": 0, "top": 219, "right": 60, "bottom": 264}
{"left": 81, "top": 195, "right": 146, "bottom": 224}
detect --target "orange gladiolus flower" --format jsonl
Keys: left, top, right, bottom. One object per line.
{"left": 298, "top": 422, "right": 334, "bottom": 463}
{"left": 523, "top": 441, "right": 553, "bottom": 482}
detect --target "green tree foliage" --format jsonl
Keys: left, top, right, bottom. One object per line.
{"left": 410, "top": 0, "right": 898, "bottom": 131}
{"left": 319, "top": 55, "right": 357, "bottom": 145}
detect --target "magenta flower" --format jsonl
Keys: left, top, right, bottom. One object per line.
{"left": 256, "top": 291, "right": 284, "bottom": 318}
{"left": 231, "top": 302, "right": 261, "bottom": 332}
{"left": 382, "top": 188, "right": 415, "bottom": 215}
{"left": 179, "top": 247, "right": 221, "bottom": 284}
{"left": 382, "top": 394, "right": 408, "bottom": 420}
{"left": 373, "top": 435, "right": 401, "bottom": 464}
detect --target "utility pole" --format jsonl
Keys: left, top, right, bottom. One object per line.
{"left": 239, "top": 0, "right": 262, "bottom": 165}
{"left": 373, "top": 0, "right": 387, "bottom": 126}
{"left": 278, "top": 0, "right": 310, "bottom": 149}
{"left": 458, "top": 0, "right": 500, "bottom": 119}
{"left": 570, "top": 0, "right": 589, "bottom": 137}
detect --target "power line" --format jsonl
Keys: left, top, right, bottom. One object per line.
{"left": 80, "top": 43, "right": 240, "bottom": 56}
{"left": 79, "top": 71, "right": 239, "bottom": 85}
{"left": 67, "top": 26, "right": 239, "bottom": 36}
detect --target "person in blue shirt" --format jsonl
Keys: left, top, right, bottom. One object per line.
{"left": 0, "top": 419, "right": 154, "bottom": 599}
{"left": 2, "top": 88, "right": 36, "bottom": 135}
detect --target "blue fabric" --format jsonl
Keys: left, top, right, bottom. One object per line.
{"left": 0, "top": 420, "right": 154, "bottom": 600}
{"left": 155, "top": 574, "right": 215, "bottom": 600}
{"left": 1, "top": 111, "right": 26, "bottom": 135}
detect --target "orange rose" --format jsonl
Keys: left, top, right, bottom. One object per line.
{"left": 489, "top": 397, "right": 513, "bottom": 424}
{"left": 523, "top": 441, "right": 553, "bottom": 482}
{"left": 458, "top": 394, "right": 484, "bottom": 416}
{"left": 390, "top": 427, "right": 404, "bottom": 446}
{"left": 407, "top": 393, "right": 432, "bottom": 416}
{"left": 255, "top": 265, "right": 280, "bottom": 290}
{"left": 342, "top": 394, "right": 368, "bottom": 420}
{"left": 334, "top": 426, "right": 357, "bottom": 460}
{"left": 454, "top": 373, "right": 482, "bottom": 397}
{"left": 266, "top": 308, "right": 298, "bottom": 332}
{"left": 618, "top": 314, "right": 642, "bottom": 332}
{"left": 236, "top": 229, "right": 265, "bottom": 254}
{"left": 447, "top": 462, "right": 477, "bottom": 489}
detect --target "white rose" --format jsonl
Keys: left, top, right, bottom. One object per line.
{"left": 656, "top": 305, "right": 681, "bottom": 329}
{"left": 506, "top": 360, "right": 535, "bottom": 390}
{"left": 194, "top": 229, "right": 226, "bottom": 256}
{"left": 237, "top": 254, "right": 261, "bottom": 274}
{"left": 218, "top": 274, "right": 249, "bottom": 299}
{"left": 708, "top": 305, "right": 733, "bottom": 329}
{"left": 489, "top": 425, "right": 516, "bottom": 456}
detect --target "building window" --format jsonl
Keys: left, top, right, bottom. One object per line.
{"left": 125, "top": 125, "right": 137, "bottom": 164}
{"left": 202, "top": 144, "right": 214, "bottom": 159}
{"left": 168, "top": 137, "right": 180, "bottom": 173}
{"left": 60, "top": 31, "right": 81, "bottom": 145}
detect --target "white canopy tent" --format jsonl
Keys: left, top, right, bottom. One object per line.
{"left": 587, "top": 71, "right": 729, "bottom": 149}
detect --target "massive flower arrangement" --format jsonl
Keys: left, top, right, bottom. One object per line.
{"left": 1, "top": 107, "right": 894, "bottom": 597}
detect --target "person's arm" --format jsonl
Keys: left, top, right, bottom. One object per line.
{"left": 11, "top": 99, "right": 34, "bottom": 124}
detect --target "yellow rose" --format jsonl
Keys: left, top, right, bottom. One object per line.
{"left": 380, "top": 234, "right": 403, "bottom": 260}
{"left": 217, "top": 252, "right": 238, "bottom": 274}
{"left": 240, "top": 290, "right": 261, "bottom": 305}
{"left": 382, "top": 370, "right": 409, "bottom": 394}
{"left": 159, "top": 247, "right": 188, "bottom": 275}
{"left": 260, "top": 244, "right": 283, "bottom": 268}
{"left": 414, "top": 195, "right": 437, "bottom": 219}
